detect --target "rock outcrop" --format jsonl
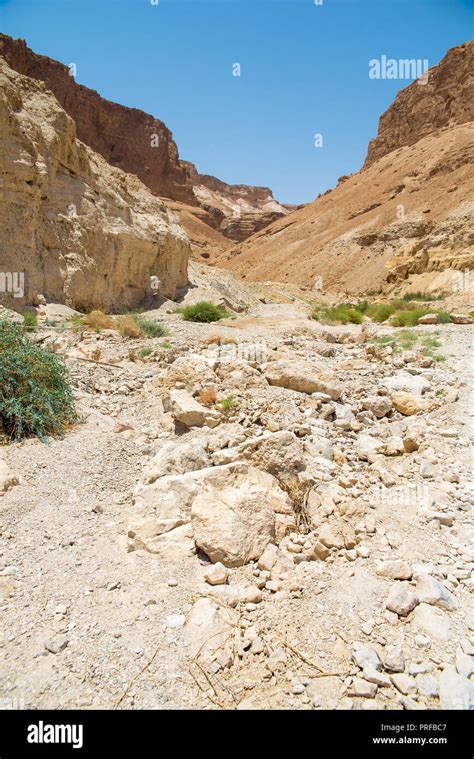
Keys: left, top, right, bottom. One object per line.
{"left": 219, "top": 42, "right": 474, "bottom": 295}
{"left": 0, "top": 57, "right": 190, "bottom": 310}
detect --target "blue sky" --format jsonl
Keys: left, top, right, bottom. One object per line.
{"left": 0, "top": 0, "right": 471, "bottom": 203}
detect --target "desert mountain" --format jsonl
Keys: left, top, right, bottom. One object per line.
{"left": 218, "top": 42, "right": 474, "bottom": 296}
{"left": 0, "top": 57, "right": 189, "bottom": 311}
{"left": 180, "top": 160, "right": 289, "bottom": 241}
{"left": 0, "top": 34, "right": 287, "bottom": 249}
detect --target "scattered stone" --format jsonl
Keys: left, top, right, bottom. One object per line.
{"left": 384, "top": 644, "right": 405, "bottom": 673}
{"left": 416, "top": 674, "right": 439, "bottom": 698}
{"left": 352, "top": 644, "right": 382, "bottom": 671}
{"left": 439, "top": 666, "right": 474, "bottom": 710}
{"left": 353, "top": 678, "right": 377, "bottom": 698}
{"left": 415, "top": 574, "right": 457, "bottom": 610}
{"left": 45, "top": 636, "right": 69, "bottom": 654}
{"left": 263, "top": 359, "right": 342, "bottom": 399}
{"left": 204, "top": 562, "right": 228, "bottom": 586}
{"left": 385, "top": 584, "right": 419, "bottom": 616}
{"left": 376, "top": 560, "right": 412, "bottom": 580}
{"left": 391, "top": 673, "right": 416, "bottom": 695}
{"left": 413, "top": 604, "right": 451, "bottom": 641}
{"left": 391, "top": 391, "right": 427, "bottom": 416}
{"left": 164, "top": 389, "right": 220, "bottom": 428}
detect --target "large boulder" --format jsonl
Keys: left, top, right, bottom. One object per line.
{"left": 263, "top": 359, "right": 342, "bottom": 398}
{"left": 128, "top": 462, "right": 294, "bottom": 564}
{"left": 144, "top": 440, "right": 210, "bottom": 484}
{"left": 163, "top": 390, "right": 220, "bottom": 428}
{"left": 391, "top": 391, "right": 428, "bottom": 416}
{"left": 191, "top": 464, "right": 293, "bottom": 567}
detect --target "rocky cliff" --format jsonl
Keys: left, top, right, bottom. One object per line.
{"left": 0, "top": 34, "right": 287, "bottom": 246}
{"left": 0, "top": 33, "right": 193, "bottom": 204}
{"left": 0, "top": 58, "right": 190, "bottom": 311}
{"left": 219, "top": 42, "right": 474, "bottom": 295}
{"left": 364, "top": 41, "right": 474, "bottom": 168}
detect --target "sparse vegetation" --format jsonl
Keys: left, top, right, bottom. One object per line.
{"left": 79, "top": 310, "right": 169, "bottom": 338}
{"left": 82, "top": 310, "right": 113, "bottom": 332}
{"left": 0, "top": 320, "right": 76, "bottom": 440}
{"left": 22, "top": 311, "right": 38, "bottom": 329}
{"left": 312, "top": 303, "right": 364, "bottom": 325}
{"left": 179, "top": 301, "right": 229, "bottom": 323}
{"left": 218, "top": 395, "right": 237, "bottom": 411}
{"left": 138, "top": 347, "right": 153, "bottom": 359}
{"left": 197, "top": 387, "right": 218, "bottom": 406}
{"left": 133, "top": 315, "right": 169, "bottom": 338}
{"left": 400, "top": 291, "right": 446, "bottom": 301}
{"left": 371, "top": 329, "right": 446, "bottom": 360}
{"left": 313, "top": 298, "right": 451, "bottom": 327}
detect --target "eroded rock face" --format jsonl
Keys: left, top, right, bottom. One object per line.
{"left": 0, "top": 35, "right": 288, "bottom": 247}
{"left": 364, "top": 42, "right": 474, "bottom": 168}
{"left": 0, "top": 34, "right": 193, "bottom": 203}
{"left": 0, "top": 57, "right": 190, "bottom": 310}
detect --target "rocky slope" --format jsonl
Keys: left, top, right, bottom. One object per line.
{"left": 0, "top": 58, "right": 190, "bottom": 311}
{"left": 0, "top": 34, "right": 287, "bottom": 247}
{"left": 219, "top": 42, "right": 474, "bottom": 295}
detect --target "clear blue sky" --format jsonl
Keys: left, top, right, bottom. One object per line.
{"left": 1, "top": 0, "right": 471, "bottom": 203}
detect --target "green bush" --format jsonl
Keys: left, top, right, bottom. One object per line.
{"left": 138, "top": 346, "right": 153, "bottom": 359}
{"left": 219, "top": 395, "right": 237, "bottom": 411}
{"left": 22, "top": 311, "right": 38, "bottom": 329}
{"left": 400, "top": 292, "right": 445, "bottom": 302}
{"left": 390, "top": 308, "right": 450, "bottom": 327}
{"left": 0, "top": 320, "right": 76, "bottom": 440}
{"left": 365, "top": 303, "right": 396, "bottom": 323}
{"left": 312, "top": 304, "right": 364, "bottom": 324}
{"left": 133, "top": 315, "right": 169, "bottom": 337}
{"left": 179, "top": 301, "right": 228, "bottom": 323}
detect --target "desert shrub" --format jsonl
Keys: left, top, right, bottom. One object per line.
{"left": 179, "top": 301, "right": 228, "bottom": 323}
{"left": 390, "top": 308, "right": 450, "bottom": 327}
{"left": 82, "top": 310, "right": 114, "bottom": 332}
{"left": 312, "top": 304, "right": 364, "bottom": 324}
{"left": 133, "top": 315, "right": 169, "bottom": 337}
{"left": 22, "top": 311, "right": 38, "bottom": 329}
{"left": 115, "top": 315, "right": 144, "bottom": 338}
{"left": 0, "top": 320, "right": 76, "bottom": 440}
{"left": 400, "top": 292, "right": 446, "bottom": 302}
{"left": 365, "top": 303, "right": 397, "bottom": 322}
{"left": 202, "top": 332, "right": 237, "bottom": 346}
{"left": 219, "top": 395, "right": 237, "bottom": 411}
{"left": 390, "top": 308, "right": 431, "bottom": 327}
{"left": 198, "top": 387, "right": 217, "bottom": 406}
{"left": 138, "top": 347, "right": 153, "bottom": 359}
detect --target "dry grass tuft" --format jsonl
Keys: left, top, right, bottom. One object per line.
{"left": 197, "top": 386, "right": 217, "bottom": 406}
